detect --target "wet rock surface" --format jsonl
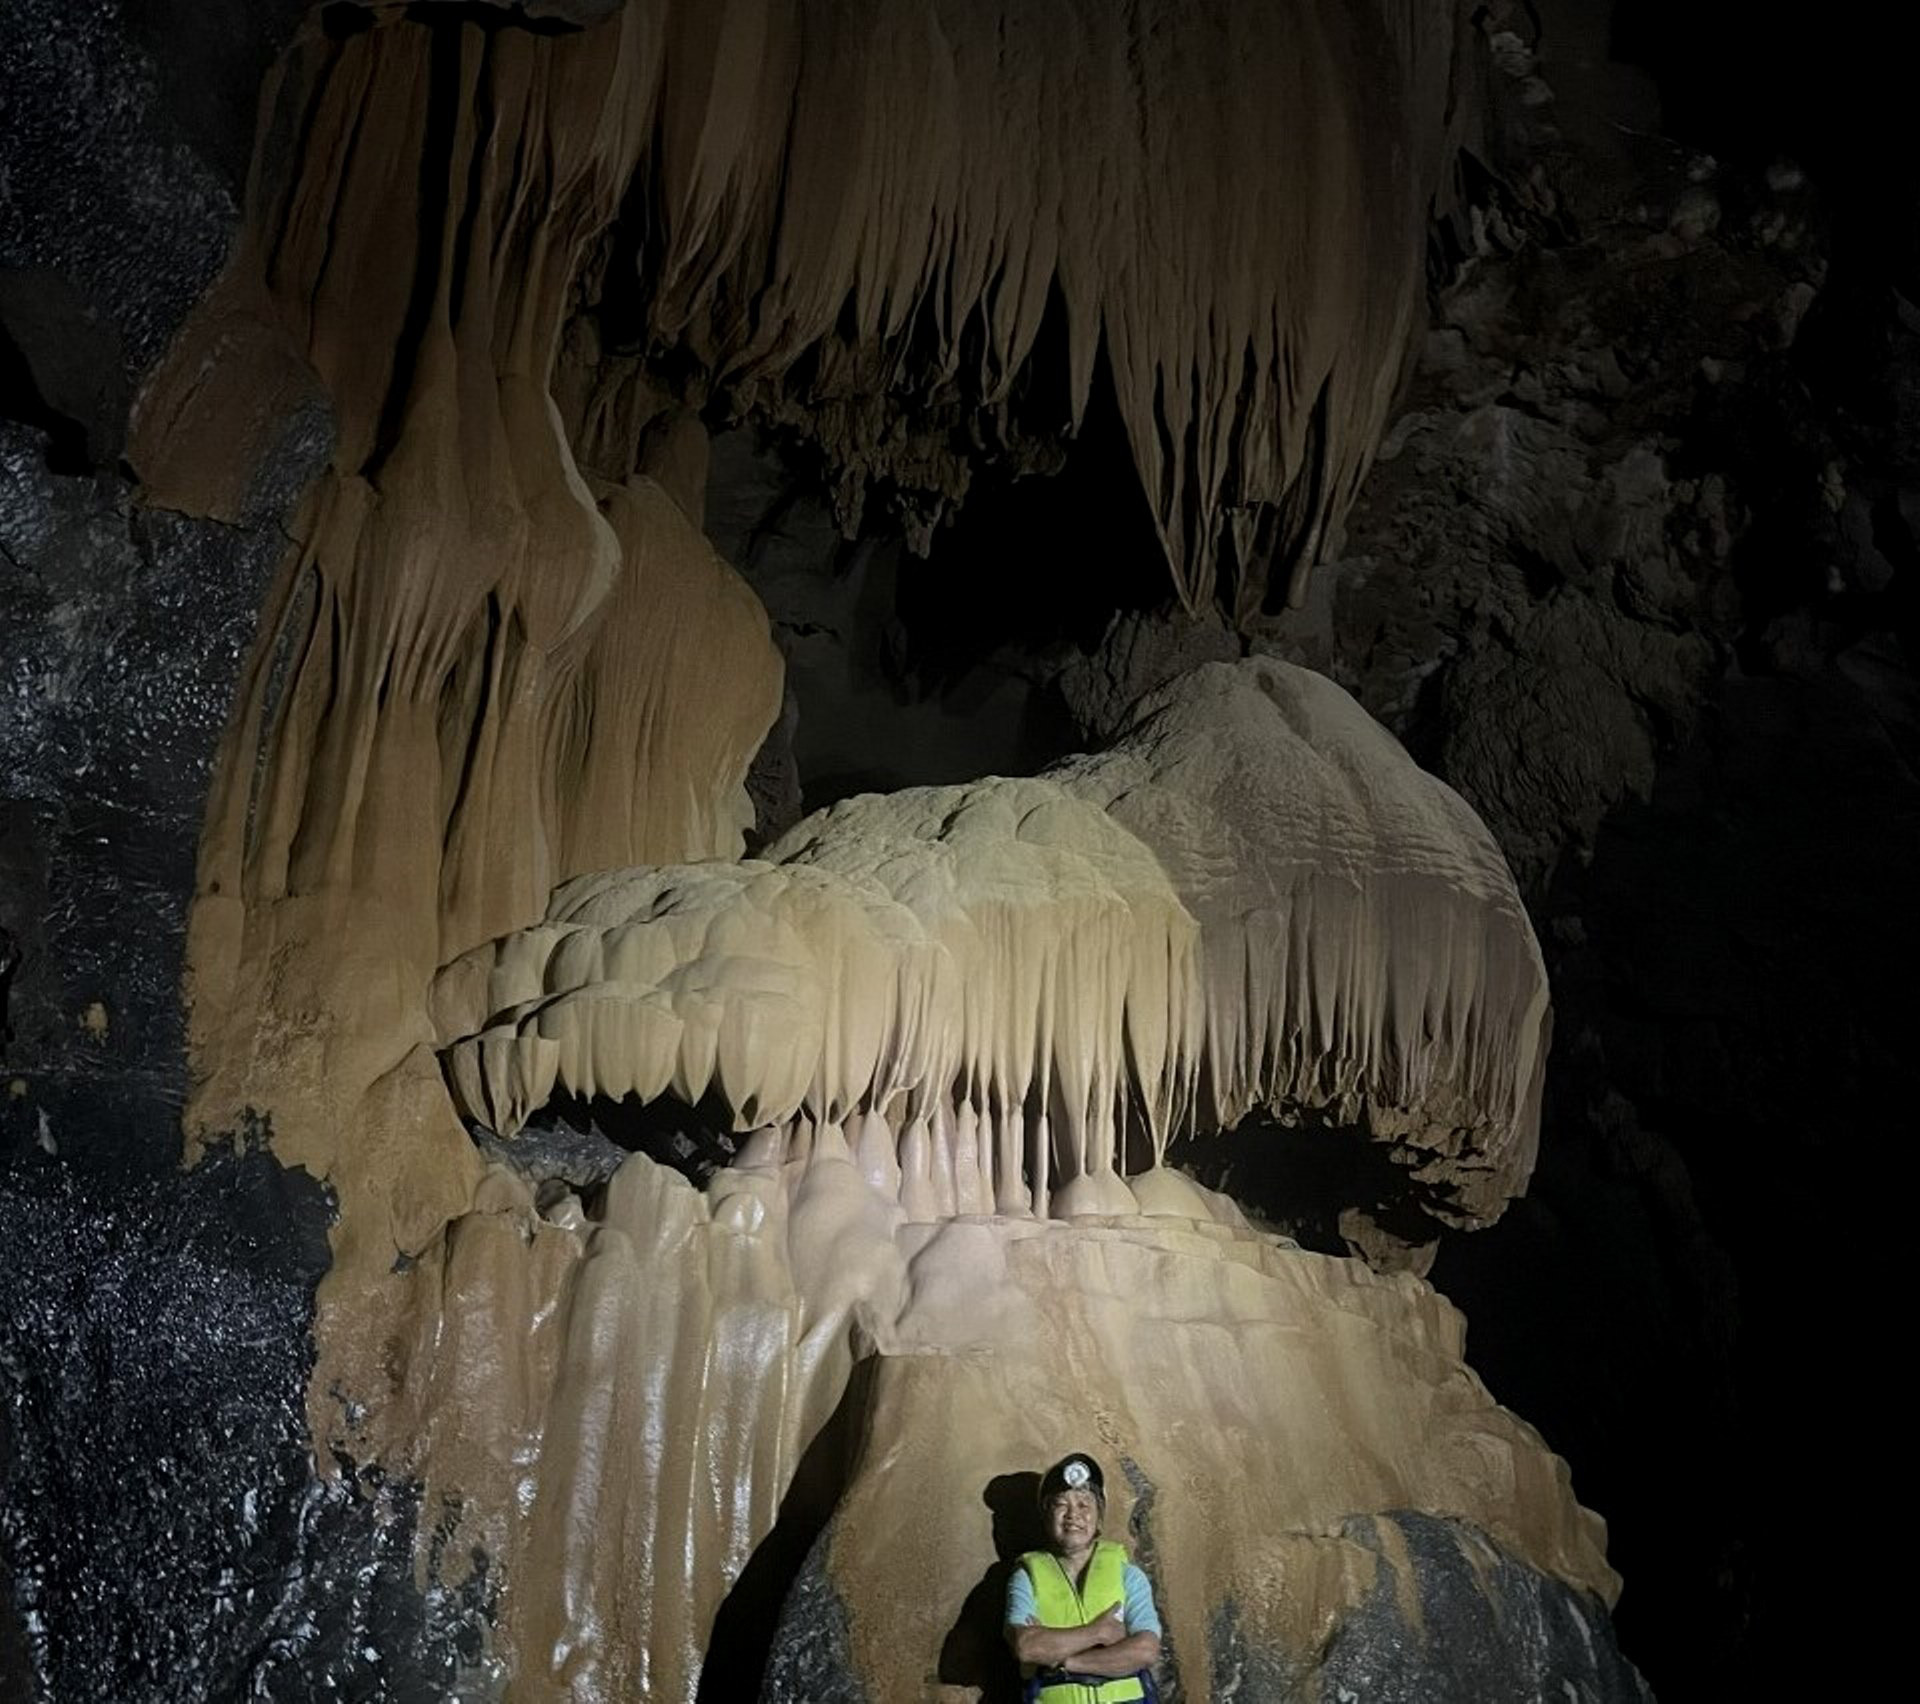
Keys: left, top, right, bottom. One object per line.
{"left": 758, "top": 1517, "right": 864, "bottom": 1704}
{"left": 0, "top": 8, "right": 448, "bottom": 1699}
{"left": 0, "top": 1141, "right": 495, "bottom": 1703}
{"left": 1285, "top": 1512, "right": 1650, "bottom": 1704}
{"left": 0, "top": 422, "right": 323, "bottom": 1158}
{"left": 1, "top": 0, "right": 328, "bottom": 1157}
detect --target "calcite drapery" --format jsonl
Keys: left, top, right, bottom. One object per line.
{"left": 168, "top": 15, "right": 784, "bottom": 1284}
{"left": 156, "top": 0, "right": 1487, "bottom": 1338}
{"left": 437, "top": 659, "right": 1549, "bottom": 1235}
{"left": 401, "top": 1145, "right": 1616, "bottom": 1701}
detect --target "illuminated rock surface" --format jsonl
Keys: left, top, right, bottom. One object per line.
{"left": 10, "top": 1, "right": 1907, "bottom": 1700}
{"left": 391, "top": 1145, "right": 1624, "bottom": 1701}
{"left": 0, "top": 5, "right": 1621, "bottom": 1698}
{"left": 412, "top": 639, "right": 1582, "bottom": 1696}
{"left": 440, "top": 658, "right": 1548, "bottom": 1245}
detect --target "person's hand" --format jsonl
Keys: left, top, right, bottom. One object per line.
{"left": 1089, "top": 1607, "right": 1127, "bottom": 1647}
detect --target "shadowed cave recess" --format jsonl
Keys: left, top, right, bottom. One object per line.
{"left": 2, "top": 1, "right": 1909, "bottom": 1700}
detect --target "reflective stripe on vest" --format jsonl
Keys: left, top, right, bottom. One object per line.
{"left": 1018, "top": 1541, "right": 1147, "bottom": 1704}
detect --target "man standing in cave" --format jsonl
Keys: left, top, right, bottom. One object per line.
{"left": 1004, "top": 1452, "right": 1164, "bottom": 1702}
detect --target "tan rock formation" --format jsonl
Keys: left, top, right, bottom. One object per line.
{"left": 438, "top": 658, "right": 1548, "bottom": 1235}
{"left": 409, "top": 652, "right": 1561, "bottom": 1694}
{"left": 121, "top": 3, "right": 1617, "bottom": 1695}
{"left": 390, "top": 1143, "right": 1611, "bottom": 1699}
{"left": 152, "top": 0, "right": 1485, "bottom": 1351}
{"left": 162, "top": 13, "right": 782, "bottom": 1411}
{"left": 1058, "top": 658, "right": 1551, "bottom": 1233}
{"left": 601, "top": 0, "right": 1478, "bottom": 615}
{"left": 820, "top": 1211, "right": 1615, "bottom": 1701}
{"left": 432, "top": 782, "right": 1204, "bottom": 1218}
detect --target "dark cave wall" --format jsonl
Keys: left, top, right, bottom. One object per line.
{"left": 0, "top": 7, "right": 486, "bottom": 1699}
{"left": 1248, "top": 7, "right": 1914, "bottom": 1693}
{"left": 0, "top": 0, "right": 322, "bottom": 1157}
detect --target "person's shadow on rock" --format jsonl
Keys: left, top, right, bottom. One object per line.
{"left": 939, "top": 1472, "right": 1044, "bottom": 1700}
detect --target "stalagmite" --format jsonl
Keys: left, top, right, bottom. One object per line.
{"left": 146, "top": 0, "right": 1494, "bottom": 1439}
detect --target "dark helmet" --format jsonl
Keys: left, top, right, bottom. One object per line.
{"left": 1038, "top": 1452, "right": 1106, "bottom": 1508}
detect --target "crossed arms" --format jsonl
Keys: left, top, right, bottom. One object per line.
{"left": 1007, "top": 1605, "right": 1162, "bottom": 1677}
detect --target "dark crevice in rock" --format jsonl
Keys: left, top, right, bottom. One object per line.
{"left": 0, "top": 308, "right": 102, "bottom": 478}
{"left": 709, "top": 1357, "right": 877, "bottom": 1704}
{"left": 1172, "top": 1109, "right": 1439, "bottom": 1263}
{"left": 704, "top": 421, "right": 1112, "bottom": 812}
{"left": 515, "top": 1089, "right": 741, "bottom": 1205}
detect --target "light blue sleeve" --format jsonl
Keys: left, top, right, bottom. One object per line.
{"left": 1122, "top": 1563, "right": 1162, "bottom": 1637}
{"left": 1006, "top": 1564, "right": 1037, "bottom": 1626}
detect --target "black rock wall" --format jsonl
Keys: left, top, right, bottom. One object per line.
{"left": 0, "top": 7, "right": 483, "bottom": 1698}
{"left": 0, "top": 1141, "right": 498, "bottom": 1703}
{"left": 0, "top": 0, "right": 323, "bottom": 1157}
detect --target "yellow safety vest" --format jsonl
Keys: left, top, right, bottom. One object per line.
{"left": 1017, "top": 1540, "right": 1148, "bottom": 1704}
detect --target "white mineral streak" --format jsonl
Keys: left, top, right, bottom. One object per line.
{"left": 434, "top": 658, "right": 1549, "bottom": 1227}
{"left": 443, "top": 1145, "right": 1611, "bottom": 1701}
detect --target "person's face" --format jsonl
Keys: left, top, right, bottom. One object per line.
{"left": 1043, "top": 1487, "right": 1101, "bottom": 1554}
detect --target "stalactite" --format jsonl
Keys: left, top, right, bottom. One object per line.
{"left": 163, "top": 14, "right": 782, "bottom": 1291}
{"left": 435, "top": 659, "right": 1549, "bottom": 1234}
{"left": 614, "top": 0, "right": 1475, "bottom": 613}
{"left": 145, "top": 0, "right": 1487, "bottom": 1290}
{"left": 99, "top": 5, "right": 1599, "bottom": 1694}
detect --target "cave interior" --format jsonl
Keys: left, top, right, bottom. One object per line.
{"left": 0, "top": 2, "right": 1911, "bottom": 1700}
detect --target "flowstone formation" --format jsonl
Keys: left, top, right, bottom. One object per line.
{"left": 2, "top": 3, "right": 1670, "bottom": 1700}
{"left": 408, "top": 657, "right": 1621, "bottom": 1698}
{"left": 138, "top": 0, "right": 1496, "bottom": 1384}
{"left": 439, "top": 660, "right": 1548, "bottom": 1248}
